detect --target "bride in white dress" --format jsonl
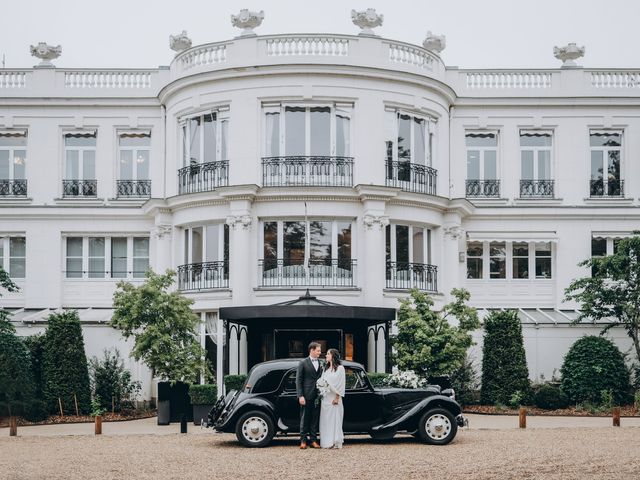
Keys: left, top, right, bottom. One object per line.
{"left": 318, "top": 348, "right": 346, "bottom": 449}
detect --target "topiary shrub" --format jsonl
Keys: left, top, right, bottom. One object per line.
{"left": 560, "top": 336, "right": 631, "bottom": 405}
{"left": 89, "top": 349, "right": 141, "bottom": 412}
{"left": 450, "top": 355, "right": 480, "bottom": 406}
{"left": 0, "top": 321, "right": 35, "bottom": 417}
{"left": 480, "top": 310, "right": 531, "bottom": 405}
{"left": 188, "top": 384, "right": 218, "bottom": 405}
{"left": 23, "top": 334, "right": 46, "bottom": 399}
{"left": 224, "top": 374, "right": 247, "bottom": 393}
{"left": 367, "top": 373, "right": 391, "bottom": 388}
{"left": 533, "top": 384, "right": 569, "bottom": 410}
{"left": 42, "top": 310, "right": 92, "bottom": 415}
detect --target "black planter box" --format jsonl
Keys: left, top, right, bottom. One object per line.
{"left": 157, "top": 381, "right": 193, "bottom": 425}
{"left": 193, "top": 404, "right": 214, "bottom": 426}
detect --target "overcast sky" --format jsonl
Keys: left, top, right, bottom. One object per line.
{"left": 3, "top": 0, "right": 640, "bottom": 69}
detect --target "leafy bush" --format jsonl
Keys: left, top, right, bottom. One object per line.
{"left": 0, "top": 323, "right": 35, "bottom": 417}
{"left": 533, "top": 384, "right": 569, "bottom": 410}
{"left": 450, "top": 355, "right": 479, "bottom": 406}
{"left": 42, "top": 310, "right": 92, "bottom": 415}
{"left": 560, "top": 336, "right": 631, "bottom": 405}
{"left": 224, "top": 375, "right": 247, "bottom": 393}
{"left": 188, "top": 384, "right": 218, "bottom": 404}
{"left": 89, "top": 349, "right": 141, "bottom": 412}
{"left": 367, "top": 373, "right": 390, "bottom": 388}
{"left": 480, "top": 310, "right": 531, "bottom": 405}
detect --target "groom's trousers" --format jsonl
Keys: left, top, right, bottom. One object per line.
{"left": 300, "top": 398, "right": 320, "bottom": 442}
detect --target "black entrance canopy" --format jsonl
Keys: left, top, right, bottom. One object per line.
{"left": 219, "top": 290, "right": 396, "bottom": 326}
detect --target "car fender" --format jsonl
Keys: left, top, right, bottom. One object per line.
{"left": 219, "top": 397, "right": 277, "bottom": 431}
{"left": 371, "top": 395, "right": 462, "bottom": 432}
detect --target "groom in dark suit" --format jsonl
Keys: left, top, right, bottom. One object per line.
{"left": 296, "top": 342, "right": 323, "bottom": 449}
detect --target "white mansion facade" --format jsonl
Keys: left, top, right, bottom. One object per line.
{"left": 2, "top": 13, "right": 637, "bottom": 398}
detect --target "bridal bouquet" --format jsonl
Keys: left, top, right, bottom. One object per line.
{"left": 315, "top": 377, "right": 330, "bottom": 406}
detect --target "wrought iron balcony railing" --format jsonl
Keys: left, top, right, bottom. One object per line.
{"left": 178, "top": 160, "right": 229, "bottom": 194}
{"left": 116, "top": 180, "right": 151, "bottom": 198}
{"left": 258, "top": 258, "right": 356, "bottom": 287}
{"left": 385, "top": 161, "right": 437, "bottom": 195}
{"left": 177, "top": 261, "right": 229, "bottom": 291}
{"left": 590, "top": 179, "right": 624, "bottom": 197}
{"left": 62, "top": 179, "right": 97, "bottom": 197}
{"left": 0, "top": 179, "right": 27, "bottom": 197}
{"left": 465, "top": 179, "right": 500, "bottom": 198}
{"left": 520, "top": 179, "right": 554, "bottom": 198}
{"left": 262, "top": 156, "right": 353, "bottom": 187}
{"left": 386, "top": 262, "right": 438, "bottom": 292}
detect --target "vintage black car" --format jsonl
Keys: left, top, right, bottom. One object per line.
{"left": 206, "top": 359, "right": 466, "bottom": 447}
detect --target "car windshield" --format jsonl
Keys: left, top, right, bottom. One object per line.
{"left": 344, "top": 367, "right": 367, "bottom": 390}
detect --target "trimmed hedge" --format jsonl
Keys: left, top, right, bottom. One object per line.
{"left": 560, "top": 336, "right": 631, "bottom": 405}
{"left": 480, "top": 310, "right": 531, "bottom": 405}
{"left": 0, "top": 325, "right": 35, "bottom": 417}
{"left": 43, "top": 311, "right": 92, "bottom": 415}
{"left": 188, "top": 384, "right": 218, "bottom": 404}
{"left": 23, "top": 334, "right": 46, "bottom": 399}
{"left": 533, "top": 384, "right": 569, "bottom": 410}
{"left": 224, "top": 375, "right": 247, "bottom": 393}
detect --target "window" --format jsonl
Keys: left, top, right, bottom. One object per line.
{"left": 385, "top": 110, "right": 435, "bottom": 166}
{"left": 183, "top": 224, "right": 229, "bottom": 266}
{"left": 263, "top": 104, "right": 351, "bottom": 158}
{"left": 64, "top": 131, "right": 97, "bottom": 196}
{"left": 0, "top": 236, "right": 26, "bottom": 279}
{"left": 466, "top": 132, "right": 499, "bottom": 197}
{"left": 590, "top": 131, "right": 622, "bottom": 196}
{"left": 118, "top": 132, "right": 150, "bottom": 194}
{"left": 65, "top": 236, "right": 149, "bottom": 279}
{"left": 386, "top": 224, "right": 435, "bottom": 290}
{"left": 520, "top": 131, "right": 553, "bottom": 197}
{"left": 181, "top": 110, "right": 229, "bottom": 167}
{"left": 260, "top": 220, "right": 354, "bottom": 284}
{"left": 591, "top": 235, "right": 628, "bottom": 275}
{"left": 0, "top": 130, "right": 27, "bottom": 196}
{"left": 466, "top": 241, "right": 553, "bottom": 280}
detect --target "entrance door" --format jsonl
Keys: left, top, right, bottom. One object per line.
{"left": 274, "top": 329, "right": 342, "bottom": 359}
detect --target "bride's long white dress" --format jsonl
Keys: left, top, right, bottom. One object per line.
{"left": 319, "top": 365, "right": 346, "bottom": 449}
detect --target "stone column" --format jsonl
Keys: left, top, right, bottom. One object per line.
{"left": 228, "top": 325, "right": 239, "bottom": 375}
{"left": 216, "top": 317, "right": 224, "bottom": 397}
{"left": 152, "top": 209, "right": 173, "bottom": 274}
{"left": 441, "top": 212, "right": 464, "bottom": 303}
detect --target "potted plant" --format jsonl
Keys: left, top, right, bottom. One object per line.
{"left": 188, "top": 384, "right": 217, "bottom": 426}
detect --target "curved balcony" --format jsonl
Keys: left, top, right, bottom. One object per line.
{"left": 262, "top": 156, "right": 353, "bottom": 187}
{"left": 177, "top": 261, "right": 229, "bottom": 291}
{"left": 258, "top": 258, "right": 357, "bottom": 288}
{"left": 178, "top": 160, "right": 229, "bottom": 194}
{"left": 385, "top": 161, "right": 437, "bottom": 195}
{"left": 386, "top": 262, "right": 437, "bottom": 292}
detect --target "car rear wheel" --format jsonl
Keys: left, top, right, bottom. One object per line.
{"left": 235, "top": 410, "right": 275, "bottom": 448}
{"left": 417, "top": 408, "right": 457, "bottom": 445}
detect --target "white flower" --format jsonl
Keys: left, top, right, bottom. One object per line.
{"left": 316, "top": 377, "right": 330, "bottom": 398}
{"left": 387, "top": 369, "right": 427, "bottom": 389}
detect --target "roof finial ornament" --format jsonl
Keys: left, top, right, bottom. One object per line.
{"left": 553, "top": 42, "right": 585, "bottom": 68}
{"left": 169, "top": 31, "right": 192, "bottom": 53}
{"left": 351, "top": 8, "right": 383, "bottom": 36}
{"left": 231, "top": 9, "right": 265, "bottom": 37}
{"left": 423, "top": 31, "right": 446, "bottom": 54}
{"left": 30, "top": 42, "right": 61, "bottom": 68}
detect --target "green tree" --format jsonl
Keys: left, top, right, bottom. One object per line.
{"left": 391, "top": 288, "right": 480, "bottom": 379}
{"left": 480, "top": 310, "right": 531, "bottom": 405}
{"left": 110, "top": 270, "right": 205, "bottom": 384}
{"left": 0, "top": 321, "right": 35, "bottom": 417}
{"left": 23, "top": 335, "right": 46, "bottom": 399}
{"left": 89, "top": 349, "right": 141, "bottom": 412}
{"left": 564, "top": 234, "right": 640, "bottom": 368}
{"left": 42, "top": 310, "right": 92, "bottom": 415}
{"left": 0, "top": 265, "right": 19, "bottom": 329}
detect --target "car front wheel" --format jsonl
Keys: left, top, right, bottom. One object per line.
{"left": 235, "top": 410, "right": 275, "bottom": 448}
{"left": 417, "top": 408, "right": 457, "bottom": 445}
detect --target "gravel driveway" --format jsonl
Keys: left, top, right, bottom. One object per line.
{"left": 2, "top": 427, "right": 640, "bottom": 480}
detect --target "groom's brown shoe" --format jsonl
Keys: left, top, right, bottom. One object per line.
{"left": 310, "top": 441, "right": 321, "bottom": 449}
{"left": 300, "top": 441, "right": 308, "bottom": 449}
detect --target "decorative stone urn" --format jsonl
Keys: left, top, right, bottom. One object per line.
{"left": 553, "top": 42, "right": 585, "bottom": 68}
{"left": 169, "top": 31, "right": 192, "bottom": 53}
{"left": 231, "top": 9, "right": 265, "bottom": 37}
{"left": 351, "top": 8, "right": 383, "bottom": 36}
{"left": 423, "top": 31, "right": 446, "bottom": 54}
{"left": 30, "top": 42, "right": 62, "bottom": 67}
